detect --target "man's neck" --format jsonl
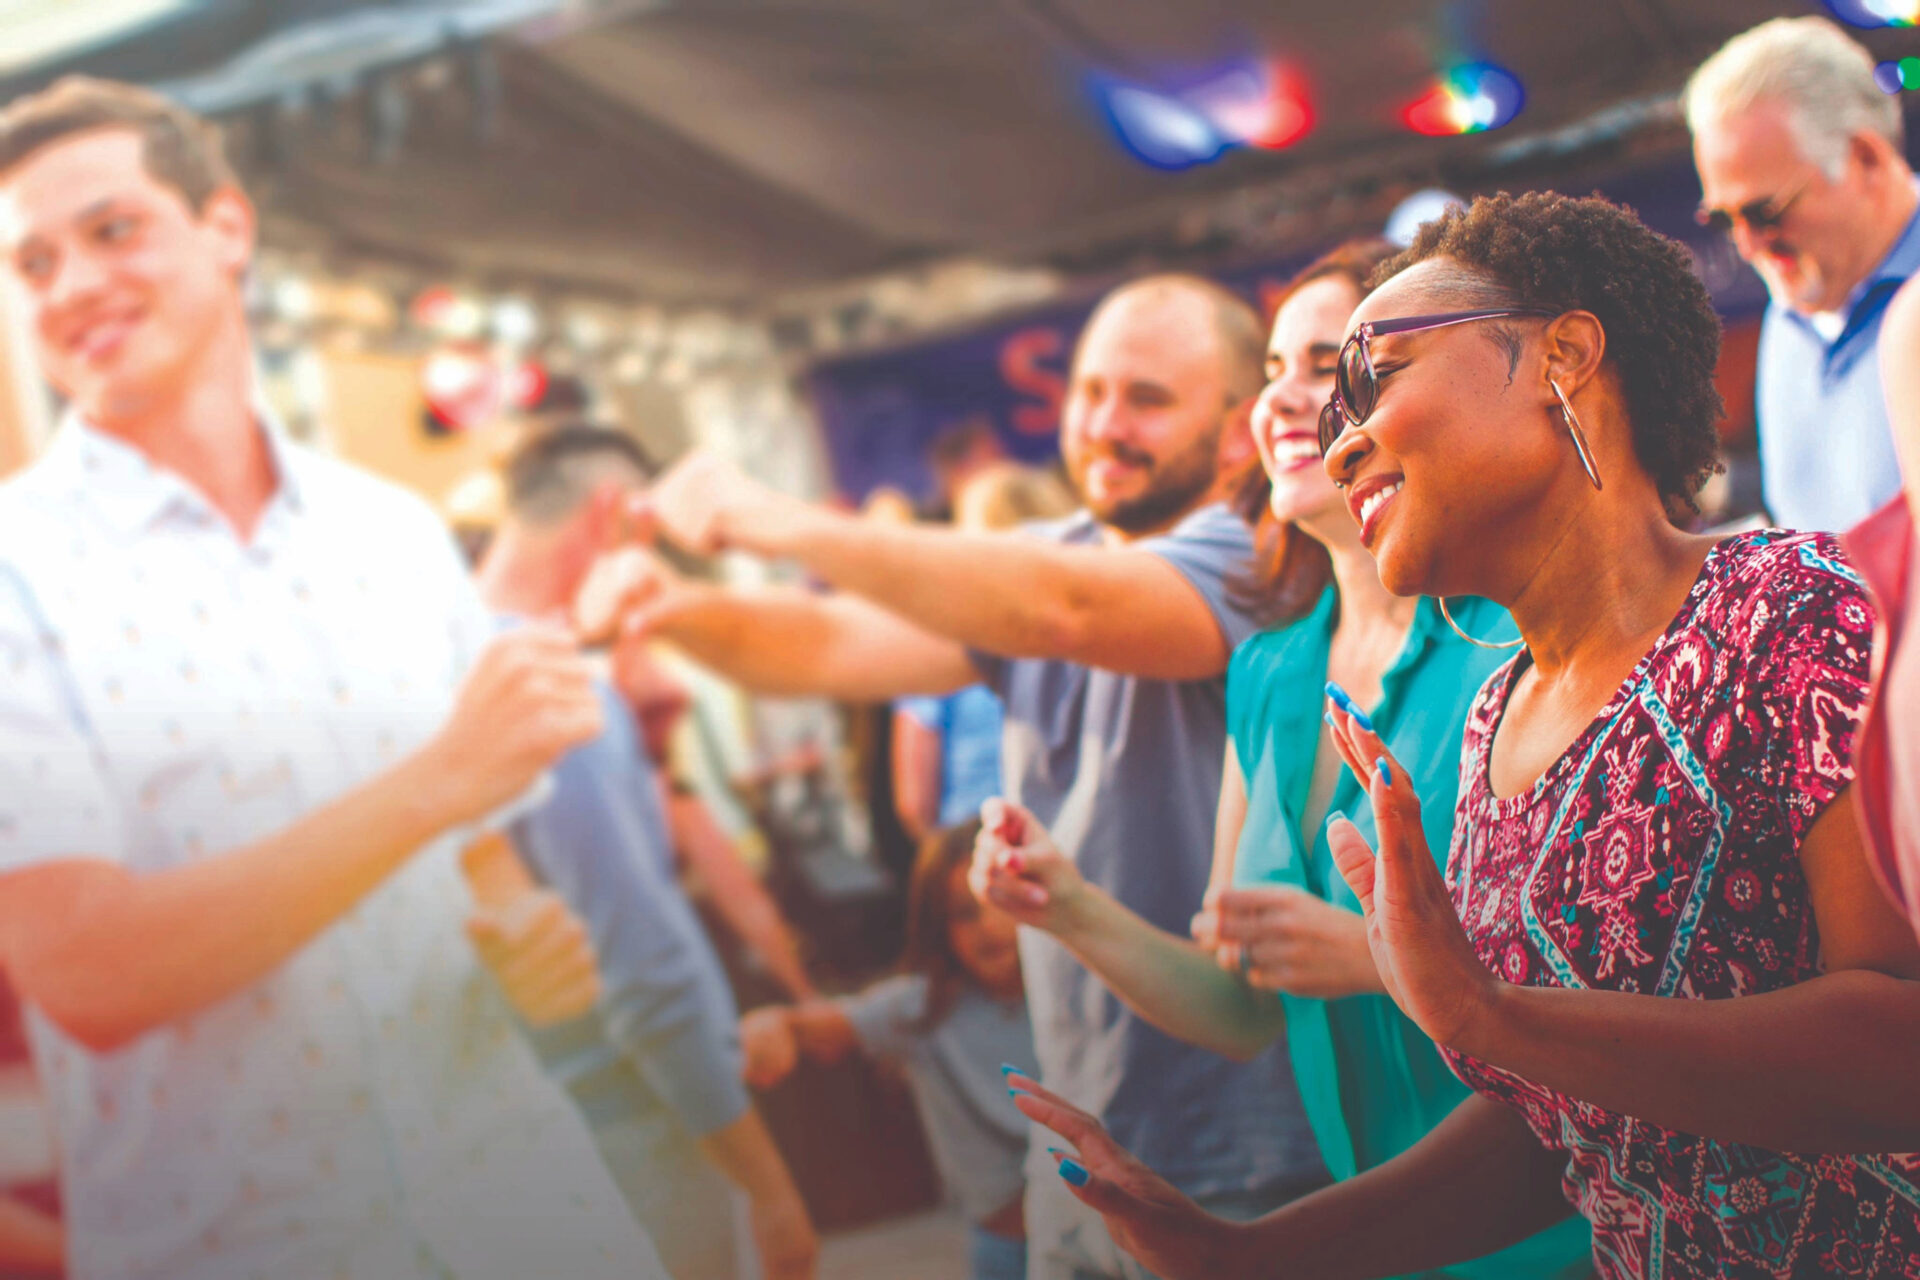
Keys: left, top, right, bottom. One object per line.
{"left": 94, "top": 329, "right": 276, "bottom": 541}
{"left": 1799, "top": 172, "right": 1920, "bottom": 317}
{"left": 1096, "top": 492, "right": 1219, "bottom": 547}
{"left": 474, "top": 528, "right": 567, "bottom": 620}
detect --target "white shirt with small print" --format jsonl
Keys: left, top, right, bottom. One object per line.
{"left": 0, "top": 417, "right": 665, "bottom": 1280}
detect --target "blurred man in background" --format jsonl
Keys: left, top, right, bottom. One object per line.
{"left": 477, "top": 424, "right": 817, "bottom": 1280}
{"left": 1687, "top": 15, "right": 1919, "bottom": 530}
{"left": 0, "top": 78, "right": 665, "bottom": 1280}
{"left": 582, "top": 275, "right": 1333, "bottom": 1280}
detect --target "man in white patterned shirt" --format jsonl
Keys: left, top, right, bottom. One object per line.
{"left": 0, "top": 78, "right": 668, "bottom": 1279}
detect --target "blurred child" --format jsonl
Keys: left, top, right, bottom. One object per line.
{"left": 740, "top": 819, "right": 1034, "bottom": 1280}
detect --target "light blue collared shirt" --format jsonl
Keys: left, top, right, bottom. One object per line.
{"left": 1756, "top": 190, "right": 1920, "bottom": 531}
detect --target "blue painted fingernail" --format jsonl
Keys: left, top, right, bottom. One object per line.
{"left": 1046, "top": 1146, "right": 1069, "bottom": 1157}
{"left": 1323, "top": 711, "right": 1338, "bottom": 729}
{"left": 1375, "top": 757, "right": 1392, "bottom": 786}
{"left": 1058, "top": 1158, "right": 1090, "bottom": 1187}
{"left": 1008, "top": 1089, "right": 1025, "bottom": 1101}
{"left": 1326, "top": 808, "right": 1345, "bottom": 828}
{"left": 999, "top": 1063, "right": 1020, "bottom": 1076}
{"left": 1326, "top": 683, "right": 1373, "bottom": 731}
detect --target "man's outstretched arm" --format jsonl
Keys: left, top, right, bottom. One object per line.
{"left": 643, "top": 455, "right": 1237, "bottom": 681}
{"left": 578, "top": 548, "right": 980, "bottom": 702}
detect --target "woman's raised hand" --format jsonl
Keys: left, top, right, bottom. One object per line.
{"left": 969, "top": 798, "right": 1087, "bottom": 933}
{"left": 1322, "top": 684, "right": 1502, "bottom": 1049}
{"left": 1004, "top": 1070, "right": 1247, "bottom": 1280}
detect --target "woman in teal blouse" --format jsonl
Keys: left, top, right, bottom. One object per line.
{"left": 973, "top": 242, "right": 1589, "bottom": 1279}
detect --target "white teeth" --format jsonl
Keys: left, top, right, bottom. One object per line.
{"left": 1271, "top": 436, "right": 1320, "bottom": 468}
{"left": 1358, "top": 481, "right": 1403, "bottom": 526}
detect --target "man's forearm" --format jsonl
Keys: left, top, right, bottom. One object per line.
{"left": 0, "top": 747, "right": 463, "bottom": 1052}
{"left": 781, "top": 513, "right": 1092, "bottom": 657}
{"left": 1054, "top": 886, "right": 1284, "bottom": 1062}
{"left": 0, "top": 1197, "right": 63, "bottom": 1273}
{"left": 1219, "top": 1095, "right": 1574, "bottom": 1280}
{"left": 755, "top": 510, "right": 1229, "bottom": 681}
{"left": 650, "top": 585, "right": 971, "bottom": 702}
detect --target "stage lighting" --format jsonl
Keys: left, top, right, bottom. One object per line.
{"left": 1824, "top": 0, "right": 1917, "bottom": 27}
{"left": 1402, "top": 62, "right": 1526, "bottom": 137}
{"left": 1877, "top": 57, "right": 1920, "bottom": 92}
{"left": 1101, "top": 84, "right": 1225, "bottom": 170}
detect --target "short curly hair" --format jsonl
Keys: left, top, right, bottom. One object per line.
{"left": 1373, "top": 191, "right": 1724, "bottom": 511}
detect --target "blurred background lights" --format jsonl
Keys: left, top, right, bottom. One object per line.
{"left": 1402, "top": 62, "right": 1527, "bottom": 137}
{"left": 1185, "top": 62, "right": 1314, "bottom": 151}
{"left": 1097, "top": 60, "right": 1314, "bottom": 170}
{"left": 1385, "top": 188, "right": 1467, "bottom": 247}
{"left": 1825, "top": 0, "right": 1919, "bottom": 26}
{"left": 1102, "top": 84, "right": 1225, "bottom": 170}
{"left": 1877, "top": 57, "right": 1920, "bottom": 92}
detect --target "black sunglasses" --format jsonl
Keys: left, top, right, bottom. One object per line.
{"left": 1317, "top": 309, "right": 1557, "bottom": 456}
{"left": 1694, "top": 172, "right": 1814, "bottom": 238}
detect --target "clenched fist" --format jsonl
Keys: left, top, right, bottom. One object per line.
{"left": 643, "top": 451, "right": 816, "bottom": 557}
{"left": 467, "top": 888, "right": 602, "bottom": 1027}
{"left": 419, "top": 628, "right": 603, "bottom": 828}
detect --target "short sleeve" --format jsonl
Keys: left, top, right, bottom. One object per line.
{"left": 0, "top": 566, "right": 125, "bottom": 871}
{"left": 1137, "top": 504, "right": 1262, "bottom": 651}
{"left": 895, "top": 695, "right": 949, "bottom": 731}
{"left": 1738, "top": 536, "right": 1877, "bottom": 844}
{"left": 965, "top": 513, "right": 1090, "bottom": 692}
{"left": 838, "top": 973, "right": 932, "bottom": 1062}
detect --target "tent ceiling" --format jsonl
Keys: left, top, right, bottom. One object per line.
{"left": 2, "top": 0, "right": 1907, "bottom": 304}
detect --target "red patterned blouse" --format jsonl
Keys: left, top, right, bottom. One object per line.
{"left": 1440, "top": 531, "right": 1920, "bottom": 1280}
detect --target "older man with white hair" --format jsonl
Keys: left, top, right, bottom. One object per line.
{"left": 1686, "top": 15, "right": 1918, "bottom": 531}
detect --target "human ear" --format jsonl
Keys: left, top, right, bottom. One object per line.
{"left": 1538, "top": 310, "right": 1607, "bottom": 402}
{"left": 1217, "top": 397, "right": 1259, "bottom": 472}
{"left": 200, "top": 186, "right": 255, "bottom": 280}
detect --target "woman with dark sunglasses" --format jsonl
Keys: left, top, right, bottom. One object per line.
{"left": 1003, "top": 192, "right": 1920, "bottom": 1280}
{"left": 972, "top": 239, "right": 1588, "bottom": 1279}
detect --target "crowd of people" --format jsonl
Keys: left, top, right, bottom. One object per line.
{"left": 0, "top": 10, "right": 1916, "bottom": 1280}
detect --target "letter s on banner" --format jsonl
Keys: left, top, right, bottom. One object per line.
{"left": 1001, "top": 327, "right": 1067, "bottom": 437}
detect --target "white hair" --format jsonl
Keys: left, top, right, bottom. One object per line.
{"left": 1683, "top": 16, "right": 1904, "bottom": 179}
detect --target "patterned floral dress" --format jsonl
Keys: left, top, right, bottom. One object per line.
{"left": 1440, "top": 531, "right": 1920, "bottom": 1279}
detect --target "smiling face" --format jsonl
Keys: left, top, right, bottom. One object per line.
{"left": 1251, "top": 275, "right": 1360, "bottom": 542}
{"left": 1322, "top": 259, "right": 1571, "bottom": 598}
{"left": 1060, "top": 284, "right": 1237, "bottom": 537}
{"left": 1692, "top": 99, "right": 1883, "bottom": 315}
{"left": 0, "top": 128, "right": 251, "bottom": 426}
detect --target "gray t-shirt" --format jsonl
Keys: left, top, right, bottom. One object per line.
{"left": 841, "top": 975, "right": 1037, "bottom": 1222}
{"left": 972, "top": 504, "right": 1328, "bottom": 1198}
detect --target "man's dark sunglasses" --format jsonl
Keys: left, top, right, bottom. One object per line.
{"left": 1317, "top": 309, "right": 1557, "bottom": 456}
{"left": 1694, "top": 172, "right": 1813, "bottom": 238}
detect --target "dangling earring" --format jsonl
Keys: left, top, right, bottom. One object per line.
{"left": 1438, "top": 597, "right": 1523, "bottom": 650}
{"left": 1549, "top": 379, "right": 1603, "bottom": 492}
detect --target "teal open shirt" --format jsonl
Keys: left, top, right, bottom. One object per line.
{"left": 1226, "top": 589, "right": 1591, "bottom": 1280}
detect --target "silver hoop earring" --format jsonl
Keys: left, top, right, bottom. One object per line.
{"left": 1549, "top": 379, "right": 1603, "bottom": 492}
{"left": 1438, "top": 597, "right": 1523, "bottom": 651}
